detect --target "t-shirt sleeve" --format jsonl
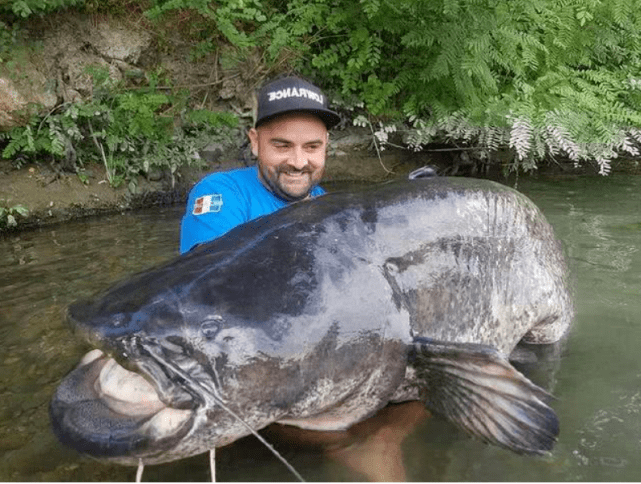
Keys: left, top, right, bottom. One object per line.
{"left": 179, "top": 175, "right": 247, "bottom": 254}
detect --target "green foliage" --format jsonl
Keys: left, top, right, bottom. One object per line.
{"left": 1, "top": 66, "right": 239, "bottom": 188}
{"left": 5, "top": 0, "right": 641, "bottom": 173}
{"left": 140, "top": 0, "right": 641, "bottom": 172}
{"left": 0, "top": 21, "right": 19, "bottom": 63}
{"left": 304, "top": 0, "right": 641, "bottom": 172}
{"left": 145, "top": 0, "right": 271, "bottom": 49}
{"left": 0, "top": 201, "right": 29, "bottom": 229}
{"left": 1, "top": 0, "right": 85, "bottom": 17}
{"left": 185, "top": 109, "right": 238, "bottom": 127}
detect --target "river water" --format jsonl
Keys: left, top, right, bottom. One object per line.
{"left": 1, "top": 173, "right": 640, "bottom": 481}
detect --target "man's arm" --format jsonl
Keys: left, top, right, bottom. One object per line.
{"left": 180, "top": 176, "right": 248, "bottom": 254}
{"left": 180, "top": 171, "right": 326, "bottom": 254}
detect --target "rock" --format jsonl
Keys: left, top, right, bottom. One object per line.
{"left": 330, "top": 127, "right": 372, "bottom": 152}
{"left": 89, "top": 20, "right": 152, "bottom": 65}
{"left": 200, "top": 142, "right": 227, "bottom": 164}
{"left": 0, "top": 14, "right": 154, "bottom": 130}
{"left": 39, "top": 15, "right": 150, "bottom": 99}
{"left": 0, "top": 66, "right": 57, "bottom": 129}
{"left": 146, "top": 168, "right": 164, "bottom": 182}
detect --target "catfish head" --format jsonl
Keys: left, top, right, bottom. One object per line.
{"left": 50, "top": 235, "right": 330, "bottom": 466}
{"left": 50, "top": 216, "right": 401, "bottom": 466}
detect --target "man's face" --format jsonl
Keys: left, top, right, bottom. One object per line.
{"left": 249, "top": 112, "right": 328, "bottom": 201}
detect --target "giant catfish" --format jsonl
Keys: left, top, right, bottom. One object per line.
{"left": 50, "top": 175, "right": 574, "bottom": 469}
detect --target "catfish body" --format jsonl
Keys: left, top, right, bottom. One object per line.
{"left": 50, "top": 176, "right": 573, "bottom": 465}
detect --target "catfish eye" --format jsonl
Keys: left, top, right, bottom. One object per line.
{"left": 201, "top": 316, "right": 223, "bottom": 339}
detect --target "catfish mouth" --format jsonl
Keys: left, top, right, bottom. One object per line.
{"left": 50, "top": 349, "right": 195, "bottom": 465}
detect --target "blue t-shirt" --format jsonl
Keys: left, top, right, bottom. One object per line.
{"left": 180, "top": 166, "right": 325, "bottom": 254}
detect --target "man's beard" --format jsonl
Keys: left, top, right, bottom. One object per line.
{"left": 259, "top": 164, "right": 321, "bottom": 202}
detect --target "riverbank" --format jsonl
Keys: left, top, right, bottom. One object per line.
{"left": 3, "top": 9, "right": 640, "bottom": 236}
{"left": 2, "top": 133, "right": 640, "bottom": 235}
{"left": 0, "top": 132, "right": 429, "bottom": 233}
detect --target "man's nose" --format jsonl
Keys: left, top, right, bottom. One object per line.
{"left": 288, "top": 146, "right": 307, "bottom": 169}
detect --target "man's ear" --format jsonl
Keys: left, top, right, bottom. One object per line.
{"left": 248, "top": 128, "right": 259, "bottom": 157}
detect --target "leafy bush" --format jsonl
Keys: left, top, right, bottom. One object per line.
{"left": 1, "top": 66, "right": 239, "bottom": 189}
{"left": 1, "top": 0, "right": 86, "bottom": 17}
{"left": 0, "top": 202, "right": 29, "bottom": 229}
{"left": 5, "top": 0, "right": 641, "bottom": 174}
{"left": 290, "top": 0, "right": 641, "bottom": 173}
{"left": 142, "top": 0, "right": 641, "bottom": 173}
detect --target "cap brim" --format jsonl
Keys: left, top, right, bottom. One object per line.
{"left": 256, "top": 109, "right": 341, "bottom": 129}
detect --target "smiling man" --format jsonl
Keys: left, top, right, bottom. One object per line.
{"left": 180, "top": 76, "right": 340, "bottom": 254}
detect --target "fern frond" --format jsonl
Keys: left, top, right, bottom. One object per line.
{"left": 509, "top": 116, "right": 533, "bottom": 161}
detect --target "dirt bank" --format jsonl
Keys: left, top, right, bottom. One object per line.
{"left": 3, "top": 138, "right": 639, "bottom": 235}
{"left": 4, "top": 11, "right": 639, "bottom": 235}
{"left": 0, "top": 158, "right": 175, "bottom": 231}
{"left": 0, "top": 141, "right": 431, "bottom": 234}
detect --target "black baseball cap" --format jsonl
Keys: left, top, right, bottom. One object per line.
{"left": 255, "top": 76, "right": 340, "bottom": 129}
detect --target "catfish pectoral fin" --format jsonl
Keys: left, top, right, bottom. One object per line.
{"left": 408, "top": 337, "right": 559, "bottom": 456}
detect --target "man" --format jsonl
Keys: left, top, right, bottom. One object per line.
{"left": 180, "top": 76, "right": 340, "bottom": 254}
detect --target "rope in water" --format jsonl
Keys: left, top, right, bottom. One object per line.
{"left": 136, "top": 459, "right": 144, "bottom": 482}
{"left": 210, "top": 449, "right": 216, "bottom": 482}
{"left": 133, "top": 451, "right": 215, "bottom": 482}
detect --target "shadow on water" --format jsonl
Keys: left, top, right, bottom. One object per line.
{"left": 1, "top": 174, "right": 641, "bottom": 481}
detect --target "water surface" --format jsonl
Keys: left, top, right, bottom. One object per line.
{"left": 1, "top": 174, "right": 640, "bottom": 481}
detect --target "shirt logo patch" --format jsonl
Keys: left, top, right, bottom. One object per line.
{"left": 192, "top": 194, "right": 223, "bottom": 215}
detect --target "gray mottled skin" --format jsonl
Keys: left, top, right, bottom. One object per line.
{"left": 50, "top": 176, "right": 573, "bottom": 465}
